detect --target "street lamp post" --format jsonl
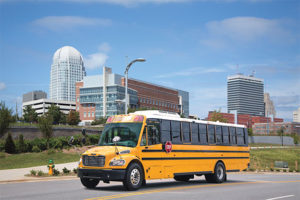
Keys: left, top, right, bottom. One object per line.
{"left": 124, "top": 58, "right": 146, "bottom": 114}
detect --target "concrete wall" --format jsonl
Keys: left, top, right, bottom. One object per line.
{"left": 3, "top": 126, "right": 102, "bottom": 140}
{"left": 248, "top": 136, "right": 295, "bottom": 146}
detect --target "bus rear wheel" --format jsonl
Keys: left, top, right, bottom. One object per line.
{"left": 174, "top": 175, "right": 193, "bottom": 182}
{"left": 205, "top": 162, "right": 226, "bottom": 183}
{"left": 80, "top": 178, "right": 100, "bottom": 188}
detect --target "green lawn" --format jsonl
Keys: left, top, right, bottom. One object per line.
{"left": 250, "top": 147, "right": 300, "bottom": 170}
{"left": 249, "top": 143, "right": 282, "bottom": 147}
{"left": 0, "top": 152, "right": 80, "bottom": 170}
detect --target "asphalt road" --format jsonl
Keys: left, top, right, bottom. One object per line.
{"left": 1, "top": 173, "right": 300, "bottom": 200}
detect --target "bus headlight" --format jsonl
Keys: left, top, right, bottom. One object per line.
{"left": 109, "top": 159, "right": 125, "bottom": 166}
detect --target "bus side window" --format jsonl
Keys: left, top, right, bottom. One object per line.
{"left": 148, "top": 125, "right": 160, "bottom": 145}
{"left": 161, "top": 120, "right": 171, "bottom": 143}
{"left": 222, "top": 126, "right": 229, "bottom": 145}
{"left": 182, "top": 122, "right": 191, "bottom": 143}
{"left": 140, "top": 127, "right": 147, "bottom": 146}
{"left": 208, "top": 125, "right": 215, "bottom": 144}
{"left": 243, "top": 128, "right": 248, "bottom": 145}
{"left": 171, "top": 121, "right": 182, "bottom": 144}
{"left": 237, "top": 128, "right": 244, "bottom": 146}
{"left": 199, "top": 124, "right": 207, "bottom": 145}
{"left": 191, "top": 123, "right": 199, "bottom": 144}
{"left": 216, "top": 125, "right": 222, "bottom": 144}
{"left": 230, "top": 127, "right": 237, "bottom": 145}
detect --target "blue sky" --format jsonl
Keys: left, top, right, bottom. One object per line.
{"left": 0, "top": 0, "right": 299, "bottom": 121}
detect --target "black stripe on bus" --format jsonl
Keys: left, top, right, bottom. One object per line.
{"left": 174, "top": 171, "right": 212, "bottom": 176}
{"left": 142, "top": 157, "right": 249, "bottom": 160}
{"left": 142, "top": 150, "right": 249, "bottom": 153}
{"left": 227, "top": 170, "right": 240, "bottom": 172}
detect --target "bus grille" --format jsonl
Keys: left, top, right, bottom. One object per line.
{"left": 82, "top": 155, "right": 105, "bottom": 167}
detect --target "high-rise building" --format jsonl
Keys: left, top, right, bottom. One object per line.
{"left": 264, "top": 93, "right": 276, "bottom": 117}
{"left": 227, "top": 74, "right": 264, "bottom": 116}
{"left": 23, "top": 90, "right": 47, "bottom": 103}
{"left": 50, "top": 46, "right": 86, "bottom": 102}
{"left": 293, "top": 107, "right": 300, "bottom": 122}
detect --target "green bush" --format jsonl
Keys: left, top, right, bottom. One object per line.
{"left": 37, "top": 170, "right": 45, "bottom": 176}
{"left": 89, "top": 134, "right": 100, "bottom": 145}
{"left": 5, "top": 133, "right": 16, "bottom": 154}
{"left": 53, "top": 168, "right": 60, "bottom": 176}
{"left": 276, "top": 169, "right": 280, "bottom": 172}
{"left": 249, "top": 168, "right": 255, "bottom": 172}
{"left": 62, "top": 167, "right": 70, "bottom": 174}
{"left": 30, "top": 169, "right": 37, "bottom": 176}
{"left": 289, "top": 168, "right": 293, "bottom": 172}
{"left": 17, "top": 134, "right": 26, "bottom": 153}
{"left": 270, "top": 168, "right": 274, "bottom": 172}
{"left": 73, "top": 168, "right": 78, "bottom": 174}
{"left": 283, "top": 169, "right": 287, "bottom": 172}
{"left": 32, "top": 145, "right": 41, "bottom": 153}
{"left": 0, "top": 140, "right": 5, "bottom": 152}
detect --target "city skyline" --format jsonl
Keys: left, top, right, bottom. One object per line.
{"left": 0, "top": 0, "right": 299, "bottom": 121}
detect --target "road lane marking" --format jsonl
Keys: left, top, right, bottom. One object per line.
{"left": 266, "top": 195, "right": 295, "bottom": 200}
{"left": 85, "top": 180, "right": 300, "bottom": 200}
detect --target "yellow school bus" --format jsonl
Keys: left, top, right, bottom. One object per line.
{"left": 78, "top": 110, "right": 250, "bottom": 190}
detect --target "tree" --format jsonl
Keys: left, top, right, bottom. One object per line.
{"left": 0, "top": 101, "right": 12, "bottom": 138}
{"left": 23, "top": 105, "right": 38, "bottom": 123}
{"left": 209, "top": 110, "right": 228, "bottom": 123}
{"left": 67, "top": 110, "right": 80, "bottom": 125}
{"left": 291, "top": 133, "right": 299, "bottom": 145}
{"left": 46, "top": 104, "right": 62, "bottom": 124}
{"left": 5, "top": 132, "right": 16, "bottom": 154}
{"left": 38, "top": 115, "right": 53, "bottom": 149}
{"left": 17, "top": 134, "right": 26, "bottom": 153}
{"left": 91, "top": 117, "right": 107, "bottom": 125}
{"left": 248, "top": 128, "right": 253, "bottom": 136}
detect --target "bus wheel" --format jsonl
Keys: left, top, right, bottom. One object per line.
{"left": 80, "top": 178, "right": 100, "bottom": 188}
{"left": 205, "top": 162, "right": 226, "bottom": 183}
{"left": 174, "top": 175, "right": 193, "bottom": 182}
{"left": 123, "top": 163, "right": 144, "bottom": 191}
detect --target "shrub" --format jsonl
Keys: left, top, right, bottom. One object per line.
{"left": 47, "top": 149, "right": 56, "bottom": 154}
{"left": 53, "top": 169, "right": 60, "bottom": 176}
{"left": 283, "top": 169, "right": 287, "bottom": 172}
{"left": 289, "top": 169, "right": 293, "bottom": 172}
{"left": 270, "top": 168, "right": 274, "bottom": 172}
{"left": 30, "top": 169, "right": 37, "bottom": 176}
{"left": 249, "top": 168, "right": 255, "bottom": 172}
{"left": 25, "top": 140, "right": 33, "bottom": 152}
{"left": 276, "top": 169, "right": 280, "bottom": 172}
{"left": 73, "top": 168, "right": 78, "bottom": 174}
{"left": 32, "top": 145, "right": 41, "bottom": 153}
{"left": 5, "top": 133, "right": 16, "bottom": 154}
{"left": 17, "top": 134, "right": 26, "bottom": 153}
{"left": 0, "top": 152, "right": 6, "bottom": 158}
{"left": 0, "top": 140, "right": 5, "bottom": 152}
{"left": 62, "top": 167, "right": 70, "bottom": 174}
{"left": 37, "top": 170, "right": 45, "bottom": 176}
{"left": 89, "top": 134, "right": 100, "bottom": 145}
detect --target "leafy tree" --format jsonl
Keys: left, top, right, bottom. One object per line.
{"left": 91, "top": 117, "right": 107, "bottom": 125}
{"left": 38, "top": 115, "right": 53, "bottom": 149}
{"left": 67, "top": 110, "right": 80, "bottom": 125}
{"left": 23, "top": 105, "right": 38, "bottom": 123}
{"left": 248, "top": 128, "right": 253, "bottom": 136}
{"left": 46, "top": 104, "right": 62, "bottom": 124}
{"left": 0, "top": 101, "right": 12, "bottom": 138}
{"left": 209, "top": 110, "right": 228, "bottom": 123}
{"left": 291, "top": 133, "right": 299, "bottom": 145}
{"left": 5, "top": 132, "right": 16, "bottom": 154}
{"left": 59, "top": 113, "right": 67, "bottom": 124}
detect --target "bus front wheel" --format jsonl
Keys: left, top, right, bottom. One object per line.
{"left": 205, "top": 162, "right": 226, "bottom": 183}
{"left": 123, "top": 163, "right": 144, "bottom": 191}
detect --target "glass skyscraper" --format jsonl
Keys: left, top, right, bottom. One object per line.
{"left": 227, "top": 74, "right": 264, "bottom": 116}
{"left": 50, "top": 46, "right": 86, "bottom": 101}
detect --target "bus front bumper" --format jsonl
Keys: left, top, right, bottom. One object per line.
{"left": 78, "top": 168, "right": 126, "bottom": 181}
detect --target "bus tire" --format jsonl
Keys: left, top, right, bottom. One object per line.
{"left": 123, "top": 163, "right": 144, "bottom": 191}
{"left": 174, "top": 175, "right": 193, "bottom": 182}
{"left": 205, "top": 162, "right": 226, "bottom": 183}
{"left": 80, "top": 178, "right": 100, "bottom": 188}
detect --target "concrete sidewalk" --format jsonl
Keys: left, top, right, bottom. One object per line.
{"left": 0, "top": 162, "right": 78, "bottom": 182}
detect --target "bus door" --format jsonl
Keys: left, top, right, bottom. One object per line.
{"left": 139, "top": 119, "right": 163, "bottom": 179}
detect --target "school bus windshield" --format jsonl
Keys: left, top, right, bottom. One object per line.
{"left": 98, "top": 123, "right": 143, "bottom": 147}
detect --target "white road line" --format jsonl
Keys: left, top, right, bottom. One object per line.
{"left": 265, "top": 195, "right": 295, "bottom": 200}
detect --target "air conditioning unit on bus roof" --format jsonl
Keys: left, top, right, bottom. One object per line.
{"left": 133, "top": 110, "right": 180, "bottom": 118}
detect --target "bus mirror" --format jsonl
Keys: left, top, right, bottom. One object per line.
{"left": 113, "top": 136, "right": 121, "bottom": 144}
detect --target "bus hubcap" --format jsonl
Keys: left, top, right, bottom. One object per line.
{"left": 130, "top": 169, "right": 140, "bottom": 185}
{"left": 217, "top": 165, "right": 224, "bottom": 180}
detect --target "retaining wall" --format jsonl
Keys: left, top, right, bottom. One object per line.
{"left": 248, "top": 136, "right": 295, "bottom": 146}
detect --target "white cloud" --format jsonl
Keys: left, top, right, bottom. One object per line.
{"left": 0, "top": 82, "right": 6, "bottom": 90}
{"left": 33, "top": 16, "right": 112, "bottom": 32}
{"left": 84, "top": 43, "right": 111, "bottom": 69}
{"left": 156, "top": 67, "right": 225, "bottom": 78}
{"left": 201, "top": 17, "right": 289, "bottom": 48}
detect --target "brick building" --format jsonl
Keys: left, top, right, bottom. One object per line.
{"left": 76, "top": 67, "right": 189, "bottom": 122}
{"left": 253, "top": 122, "right": 300, "bottom": 135}
{"left": 207, "top": 111, "right": 283, "bottom": 129}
